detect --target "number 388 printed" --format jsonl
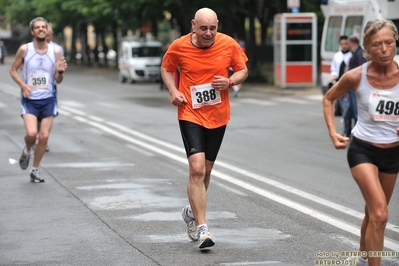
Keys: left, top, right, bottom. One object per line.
{"left": 196, "top": 89, "right": 217, "bottom": 103}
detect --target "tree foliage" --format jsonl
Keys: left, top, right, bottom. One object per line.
{"left": 0, "top": 0, "right": 323, "bottom": 68}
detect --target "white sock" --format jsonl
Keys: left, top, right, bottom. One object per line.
{"left": 31, "top": 167, "right": 38, "bottom": 173}
{"left": 186, "top": 205, "right": 195, "bottom": 220}
{"left": 197, "top": 223, "right": 208, "bottom": 234}
{"left": 356, "top": 256, "right": 367, "bottom": 266}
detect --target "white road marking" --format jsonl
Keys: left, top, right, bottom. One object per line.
{"left": 126, "top": 144, "right": 154, "bottom": 157}
{"left": 59, "top": 100, "right": 86, "bottom": 108}
{"left": 238, "top": 98, "right": 277, "bottom": 106}
{"left": 87, "top": 115, "right": 105, "bottom": 123}
{"left": 46, "top": 161, "right": 135, "bottom": 168}
{"left": 62, "top": 105, "right": 87, "bottom": 116}
{"left": 214, "top": 181, "right": 247, "bottom": 196}
{"left": 0, "top": 82, "right": 19, "bottom": 97}
{"left": 272, "top": 97, "right": 309, "bottom": 105}
{"left": 103, "top": 119, "right": 399, "bottom": 233}
{"left": 60, "top": 108, "right": 399, "bottom": 251}
{"left": 1, "top": 82, "right": 398, "bottom": 250}
{"left": 58, "top": 109, "right": 72, "bottom": 116}
{"left": 304, "top": 94, "right": 323, "bottom": 101}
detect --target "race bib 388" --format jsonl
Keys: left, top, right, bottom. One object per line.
{"left": 190, "top": 83, "right": 221, "bottom": 109}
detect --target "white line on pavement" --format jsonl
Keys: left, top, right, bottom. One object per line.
{"left": 272, "top": 97, "right": 309, "bottom": 105}
{"left": 238, "top": 98, "right": 277, "bottom": 106}
{"left": 60, "top": 106, "right": 399, "bottom": 236}
{"left": 60, "top": 107, "right": 399, "bottom": 251}
{"left": 1, "top": 82, "right": 398, "bottom": 249}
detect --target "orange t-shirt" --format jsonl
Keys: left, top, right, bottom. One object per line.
{"left": 162, "top": 33, "right": 248, "bottom": 129}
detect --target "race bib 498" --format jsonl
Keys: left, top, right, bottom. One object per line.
{"left": 369, "top": 89, "right": 399, "bottom": 121}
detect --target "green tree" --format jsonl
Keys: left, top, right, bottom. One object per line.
{"left": 1, "top": 0, "right": 323, "bottom": 71}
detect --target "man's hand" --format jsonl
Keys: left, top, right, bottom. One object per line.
{"left": 170, "top": 90, "right": 187, "bottom": 106}
{"left": 21, "top": 84, "right": 31, "bottom": 98}
{"left": 212, "top": 75, "right": 230, "bottom": 91}
{"left": 57, "top": 57, "right": 67, "bottom": 73}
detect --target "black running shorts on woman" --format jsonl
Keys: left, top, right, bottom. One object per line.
{"left": 179, "top": 120, "right": 226, "bottom": 161}
{"left": 347, "top": 136, "right": 399, "bottom": 174}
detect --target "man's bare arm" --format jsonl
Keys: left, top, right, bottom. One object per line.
{"left": 10, "top": 45, "right": 30, "bottom": 97}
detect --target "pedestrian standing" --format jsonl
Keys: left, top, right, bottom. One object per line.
{"left": 323, "top": 18, "right": 399, "bottom": 266}
{"left": 9, "top": 17, "right": 67, "bottom": 182}
{"left": 0, "top": 40, "right": 5, "bottom": 64}
{"left": 330, "top": 35, "right": 352, "bottom": 117}
{"left": 160, "top": 7, "right": 248, "bottom": 249}
{"left": 346, "top": 35, "right": 367, "bottom": 131}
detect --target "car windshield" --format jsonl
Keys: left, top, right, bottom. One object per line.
{"left": 132, "top": 47, "right": 162, "bottom": 57}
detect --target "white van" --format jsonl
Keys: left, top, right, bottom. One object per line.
{"left": 320, "top": 0, "right": 399, "bottom": 94}
{"left": 118, "top": 37, "right": 163, "bottom": 83}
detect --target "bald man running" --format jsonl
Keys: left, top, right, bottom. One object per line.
{"left": 161, "top": 7, "right": 248, "bottom": 249}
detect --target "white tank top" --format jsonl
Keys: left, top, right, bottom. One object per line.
{"left": 352, "top": 61, "right": 399, "bottom": 143}
{"left": 23, "top": 42, "right": 56, "bottom": 100}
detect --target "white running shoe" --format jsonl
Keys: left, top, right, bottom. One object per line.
{"left": 30, "top": 170, "right": 45, "bottom": 183}
{"left": 181, "top": 206, "right": 198, "bottom": 241}
{"left": 198, "top": 231, "right": 215, "bottom": 249}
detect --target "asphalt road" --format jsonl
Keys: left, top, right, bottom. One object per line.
{"left": 0, "top": 58, "right": 398, "bottom": 266}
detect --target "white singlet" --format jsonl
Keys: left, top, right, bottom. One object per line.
{"left": 23, "top": 42, "right": 56, "bottom": 100}
{"left": 352, "top": 61, "right": 399, "bottom": 143}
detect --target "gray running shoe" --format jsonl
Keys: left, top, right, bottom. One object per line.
{"left": 19, "top": 147, "right": 30, "bottom": 170}
{"left": 181, "top": 206, "right": 198, "bottom": 241}
{"left": 30, "top": 170, "right": 45, "bottom": 183}
{"left": 198, "top": 231, "right": 215, "bottom": 249}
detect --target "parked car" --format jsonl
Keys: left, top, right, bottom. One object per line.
{"left": 118, "top": 37, "right": 163, "bottom": 83}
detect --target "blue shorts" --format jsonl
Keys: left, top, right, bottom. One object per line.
{"left": 21, "top": 97, "right": 58, "bottom": 121}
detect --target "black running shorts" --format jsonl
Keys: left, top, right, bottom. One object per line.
{"left": 347, "top": 136, "right": 399, "bottom": 174}
{"left": 179, "top": 120, "right": 226, "bottom": 161}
